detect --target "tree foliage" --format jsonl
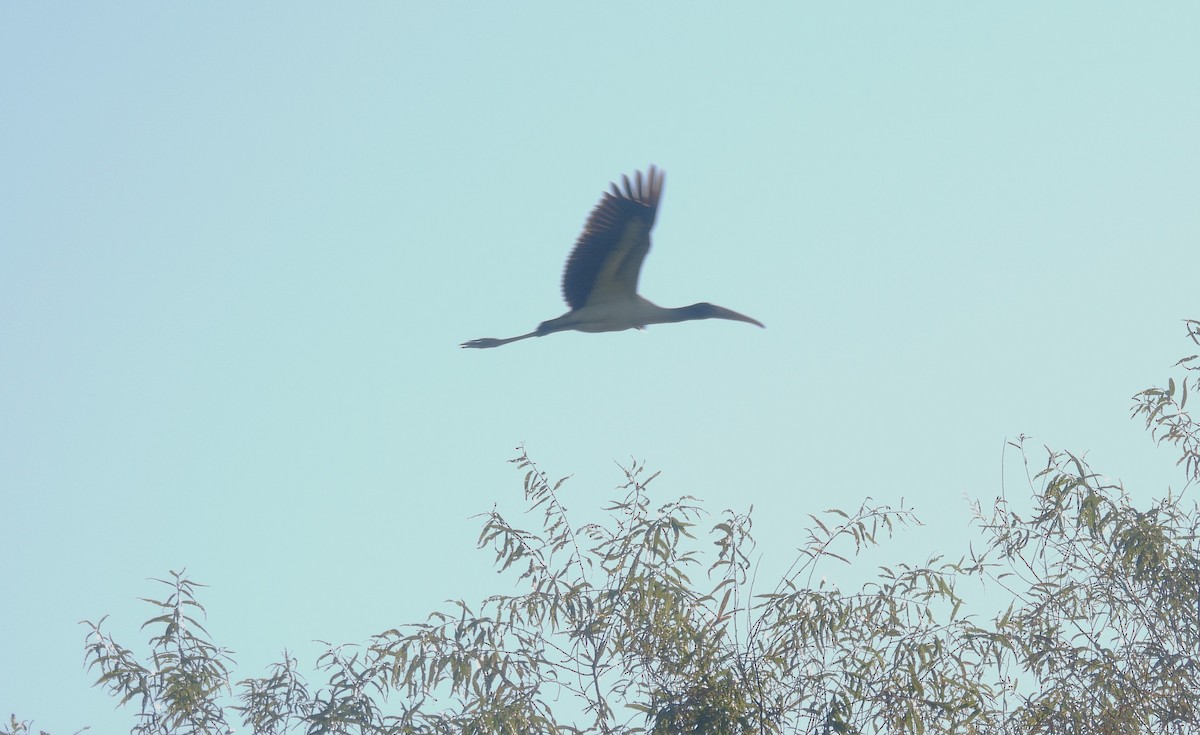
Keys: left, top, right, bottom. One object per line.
{"left": 82, "top": 572, "right": 234, "bottom": 735}
{"left": 2, "top": 716, "right": 52, "bottom": 735}
{"left": 65, "top": 319, "right": 1200, "bottom": 734}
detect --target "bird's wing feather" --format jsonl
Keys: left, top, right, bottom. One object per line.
{"left": 561, "top": 166, "right": 664, "bottom": 309}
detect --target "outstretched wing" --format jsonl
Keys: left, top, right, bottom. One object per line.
{"left": 561, "top": 166, "right": 664, "bottom": 309}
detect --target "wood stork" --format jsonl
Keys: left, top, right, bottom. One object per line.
{"left": 461, "top": 166, "right": 763, "bottom": 349}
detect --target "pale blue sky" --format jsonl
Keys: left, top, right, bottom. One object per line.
{"left": 3, "top": 4, "right": 1198, "bottom": 732}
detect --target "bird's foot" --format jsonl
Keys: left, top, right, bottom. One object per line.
{"left": 461, "top": 338, "right": 502, "bottom": 349}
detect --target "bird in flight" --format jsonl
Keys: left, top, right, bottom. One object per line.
{"left": 461, "top": 166, "right": 764, "bottom": 349}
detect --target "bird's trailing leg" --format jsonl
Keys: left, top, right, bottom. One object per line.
{"left": 460, "top": 331, "right": 539, "bottom": 349}
{"left": 461, "top": 313, "right": 580, "bottom": 349}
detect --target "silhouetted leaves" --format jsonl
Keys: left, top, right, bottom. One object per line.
{"left": 75, "top": 320, "right": 1200, "bottom": 734}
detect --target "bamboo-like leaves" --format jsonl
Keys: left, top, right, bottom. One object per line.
{"left": 82, "top": 570, "right": 233, "bottom": 735}
{"left": 79, "top": 322, "right": 1200, "bottom": 735}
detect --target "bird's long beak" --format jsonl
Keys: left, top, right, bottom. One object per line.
{"left": 711, "top": 306, "right": 765, "bottom": 328}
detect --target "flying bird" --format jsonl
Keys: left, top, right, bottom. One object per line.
{"left": 461, "top": 166, "right": 763, "bottom": 349}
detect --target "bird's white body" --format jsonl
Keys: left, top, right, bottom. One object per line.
{"left": 542, "top": 296, "right": 663, "bottom": 333}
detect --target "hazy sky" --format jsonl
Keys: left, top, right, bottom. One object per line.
{"left": 3, "top": 4, "right": 1198, "bottom": 732}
